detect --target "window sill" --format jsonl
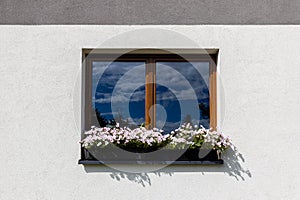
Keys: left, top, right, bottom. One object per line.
{"left": 78, "top": 159, "right": 223, "bottom": 165}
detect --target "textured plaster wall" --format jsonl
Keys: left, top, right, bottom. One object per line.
{"left": 0, "top": 25, "right": 300, "bottom": 199}
{"left": 0, "top": 0, "right": 300, "bottom": 24}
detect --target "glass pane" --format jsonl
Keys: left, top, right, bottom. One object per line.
{"left": 156, "top": 62, "right": 210, "bottom": 133}
{"left": 92, "top": 61, "right": 146, "bottom": 129}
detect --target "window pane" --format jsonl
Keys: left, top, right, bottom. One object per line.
{"left": 92, "top": 61, "right": 146, "bottom": 128}
{"left": 156, "top": 62, "right": 210, "bottom": 133}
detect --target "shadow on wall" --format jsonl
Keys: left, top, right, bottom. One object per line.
{"left": 82, "top": 148, "right": 251, "bottom": 187}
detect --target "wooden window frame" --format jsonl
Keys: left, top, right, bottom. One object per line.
{"left": 83, "top": 51, "right": 217, "bottom": 131}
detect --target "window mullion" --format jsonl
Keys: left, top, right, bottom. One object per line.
{"left": 209, "top": 59, "right": 217, "bottom": 130}
{"left": 145, "top": 58, "right": 156, "bottom": 129}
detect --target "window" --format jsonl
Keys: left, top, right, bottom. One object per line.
{"left": 83, "top": 50, "right": 217, "bottom": 132}
{"left": 81, "top": 49, "right": 220, "bottom": 164}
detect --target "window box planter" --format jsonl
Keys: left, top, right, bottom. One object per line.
{"left": 79, "top": 146, "right": 223, "bottom": 165}
{"left": 79, "top": 124, "right": 232, "bottom": 165}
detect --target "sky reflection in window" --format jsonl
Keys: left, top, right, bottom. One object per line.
{"left": 92, "top": 61, "right": 210, "bottom": 132}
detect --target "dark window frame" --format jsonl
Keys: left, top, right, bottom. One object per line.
{"left": 83, "top": 51, "right": 217, "bottom": 130}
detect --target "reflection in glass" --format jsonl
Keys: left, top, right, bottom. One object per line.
{"left": 91, "top": 61, "right": 210, "bottom": 133}
{"left": 156, "top": 62, "right": 210, "bottom": 132}
{"left": 92, "top": 61, "right": 146, "bottom": 128}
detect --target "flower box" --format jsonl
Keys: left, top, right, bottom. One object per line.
{"left": 79, "top": 123, "right": 232, "bottom": 164}
{"left": 82, "top": 146, "right": 220, "bottom": 162}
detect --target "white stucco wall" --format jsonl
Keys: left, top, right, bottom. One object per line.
{"left": 0, "top": 25, "right": 300, "bottom": 200}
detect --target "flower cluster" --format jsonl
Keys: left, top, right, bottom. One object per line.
{"left": 168, "top": 123, "right": 205, "bottom": 149}
{"left": 81, "top": 124, "right": 170, "bottom": 150}
{"left": 81, "top": 123, "right": 233, "bottom": 152}
{"left": 169, "top": 123, "right": 234, "bottom": 151}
